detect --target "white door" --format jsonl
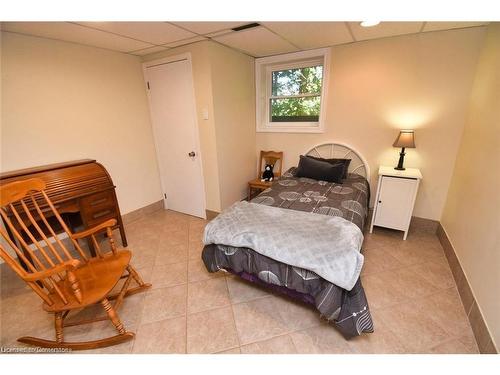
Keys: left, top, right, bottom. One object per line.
{"left": 145, "top": 58, "right": 206, "bottom": 218}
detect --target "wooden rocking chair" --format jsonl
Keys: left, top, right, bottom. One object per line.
{"left": 0, "top": 178, "right": 152, "bottom": 350}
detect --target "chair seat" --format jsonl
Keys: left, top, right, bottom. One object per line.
{"left": 248, "top": 179, "right": 273, "bottom": 188}
{"left": 43, "top": 250, "right": 132, "bottom": 312}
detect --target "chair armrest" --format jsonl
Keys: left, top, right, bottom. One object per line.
{"left": 24, "top": 259, "right": 81, "bottom": 282}
{"left": 71, "top": 219, "right": 118, "bottom": 240}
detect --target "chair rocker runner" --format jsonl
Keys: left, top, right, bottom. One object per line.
{"left": 0, "top": 178, "right": 152, "bottom": 350}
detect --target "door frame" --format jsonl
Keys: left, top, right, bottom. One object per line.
{"left": 142, "top": 53, "right": 207, "bottom": 219}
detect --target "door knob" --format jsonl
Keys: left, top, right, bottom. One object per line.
{"left": 188, "top": 151, "right": 196, "bottom": 157}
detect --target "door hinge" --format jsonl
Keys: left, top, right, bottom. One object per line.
{"left": 164, "top": 193, "right": 167, "bottom": 199}
{"left": 147, "top": 81, "right": 150, "bottom": 90}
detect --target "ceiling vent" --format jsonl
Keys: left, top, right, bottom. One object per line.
{"left": 231, "top": 23, "right": 260, "bottom": 32}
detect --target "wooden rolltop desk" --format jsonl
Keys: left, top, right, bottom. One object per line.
{"left": 0, "top": 159, "right": 127, "bottom": 250}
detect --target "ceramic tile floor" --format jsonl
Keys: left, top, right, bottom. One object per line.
{"left": 0, "top": 209, "right": 480, "bottom": 354}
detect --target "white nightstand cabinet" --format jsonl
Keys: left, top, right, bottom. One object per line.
{"left": 370, "top": 166, "right": 422, "bottom": 240}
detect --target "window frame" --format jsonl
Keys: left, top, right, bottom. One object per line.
{"left": 256, "top": 48, "right": 330, "bottom": 133}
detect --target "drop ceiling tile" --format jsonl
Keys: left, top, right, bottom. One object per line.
{"left": 2, "top": 22, "right": 152, "bottom": 52}
{"left": 213, "top": 26, "right": 298, "bottom": 57}
{"left": 172, "top": 22, "right": 250, "bottom": 35}
{"left": 422, "top": 22, "right": 488, "bottom": 32}
{"left": 205, "top": 29, "right": 235, "bottom": 38}
{"left": 130, "top": 45, "right": 169, "bottom": 56}
{"left": 76, "top": 22, "right": 196, "bottom": 45}
{"left": 348, "top": 22, "right": 423, "bottom": 41}
{"left": 262, "top": 22, "right": 353, "bottom": 49}
{"left": 163, "top": 35, "right": 207, "bottom": 48}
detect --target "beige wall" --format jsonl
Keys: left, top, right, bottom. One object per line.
{"left": 209, "top": 43, "right": 256, "bottom": 209}
{"left": 1, "top": 32, "right": 162, "bottom": 215}
{"left": 256, "top": 27, "right": 485, "bottom": 220}
{"left": 441, "top": 24, "right": 500, "bottom": 349}
{"left": 143, "top": 41, "right": 256, "bottom": 211}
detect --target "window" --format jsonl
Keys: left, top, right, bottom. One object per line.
{"left": 270, "top": 64, "right": 323, "bottom": 122}
{"left": 256, "top": 49, "right": 330, "bottom": 133}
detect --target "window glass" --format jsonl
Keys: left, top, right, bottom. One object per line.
{"left": 270, "top": 97, "right": 321, "bottom": 122}
{"left": 270, "top": 65, "right": 323, "bottom": 122}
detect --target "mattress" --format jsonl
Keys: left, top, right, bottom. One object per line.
{"left": 202, "top": 167, "right": 374, "bottom": 338}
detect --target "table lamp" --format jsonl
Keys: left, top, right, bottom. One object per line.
{"left": 393, "top": 130, "right": 415, "bottom": 170}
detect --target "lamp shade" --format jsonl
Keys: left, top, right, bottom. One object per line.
{"left": 393, "top": 130, "right": 415, "bottom": 148}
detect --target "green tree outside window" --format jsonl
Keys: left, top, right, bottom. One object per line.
{"left": 270, "top": 65, "right": 323, "bottom": 122}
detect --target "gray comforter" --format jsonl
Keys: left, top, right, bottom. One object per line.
{"left": 203, "top": 201, "right": 364, "bottom": 290}
{"left": 202, "top": 168, "right": 374, "bottom": 339}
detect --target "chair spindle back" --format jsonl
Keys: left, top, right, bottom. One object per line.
{"left": 0, "top": 178, "right": 88, "bottom": 306}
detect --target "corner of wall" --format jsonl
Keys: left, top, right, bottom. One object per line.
{"left": 439, "top": 22, "right": 500, "bottom": 351}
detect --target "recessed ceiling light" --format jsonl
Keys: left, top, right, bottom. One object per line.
{"left": 360, "top": 21, "right": 380, "bottom": 27}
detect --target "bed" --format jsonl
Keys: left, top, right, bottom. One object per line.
{"left": 202, "top": 143, "right": 374, "bottom": 339}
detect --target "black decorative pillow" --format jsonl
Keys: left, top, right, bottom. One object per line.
{"left": 296, "top": 155, "right": 344, "bottom": 183}
{"left": 307, "top": 156, "right": 351, "bottom": 179}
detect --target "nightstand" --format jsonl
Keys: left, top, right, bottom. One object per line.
{"left": 370, "top": 166, "right": 422, "bottom": 240}
{"left": 248, "top": 179, "right": 272, "bottom": 200}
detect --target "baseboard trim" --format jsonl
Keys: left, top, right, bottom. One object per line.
{"left": 437, "top": 223, "right": 498, "bottom": 354}
{"left": 122, "top": 200, "right": 163, "bottom": 225}
{"left": 409, "top": 216, "right": 439, "bottom": 234}
{"left": 122, "top": 202, "right": 218, "bottom": 225}
{"left": 366, "top": 209, "right": 439, "bottom": 235}
{"left": 205, "top": 209, "right": 219, "bottom": 221}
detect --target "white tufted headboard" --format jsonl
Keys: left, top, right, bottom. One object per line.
{"left": 305, "top": 142, "right": 370, "bottom": 181}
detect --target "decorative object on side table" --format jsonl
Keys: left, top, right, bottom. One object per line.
{"left": 248, "top": 150, "right": 283, "bottom": 200}
{"left": 370, "top": 166, "right": 422, "bottom": 240}
{"left": 393, "top": 129, "right": 415, "bottom": 170}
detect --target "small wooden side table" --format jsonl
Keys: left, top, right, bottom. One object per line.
{"left": 247, "top": 179, "right": 272, "bottom": 201}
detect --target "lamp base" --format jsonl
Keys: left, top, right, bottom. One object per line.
{"left": 395, "top": 147, "right": 406, "bottom": 170}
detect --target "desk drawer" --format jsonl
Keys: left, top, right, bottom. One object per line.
{"left": 79, "top": 191, "right": 118, "bottom": 226}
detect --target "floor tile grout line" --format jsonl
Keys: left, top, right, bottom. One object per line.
{"left": 363, "top": 248, "right": 446, "bottom": 265}
{"left": 209, "top": 343, "right": 241, "bottom": 355}
{"left": 230, "top": 294, "right": 274, "bottom": 307}
{"left": 367, "top": 284, "right": 472, "bottom": 315}
{"left": 185, "top": 223, "right": 190, "bottom": 354}
{"left": 424, "top": 333, "right": 479, "bottom": 354}
{"left": 225, "top": 276, "right": 243, "bottom": 351}
{"left": 238, "top": 321, "right": 338, "bottom": 352}
{"left": 1, "top": 210, "right": 477, "bottom": 354}
{"left": 369, "top": 287, "right": 478, "bottom": 352}
{"left": 233, "top": 297, "right": 325, "bottom": 347}
{"left": 240, "top": 332, "right": 299, "bottom": 354}
{"left": 361, "top": 254, "right": 453, "bottom": 281}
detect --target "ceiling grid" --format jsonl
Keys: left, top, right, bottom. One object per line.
{"left": 1, "top": 21, "right": 489, "bottom": 57}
